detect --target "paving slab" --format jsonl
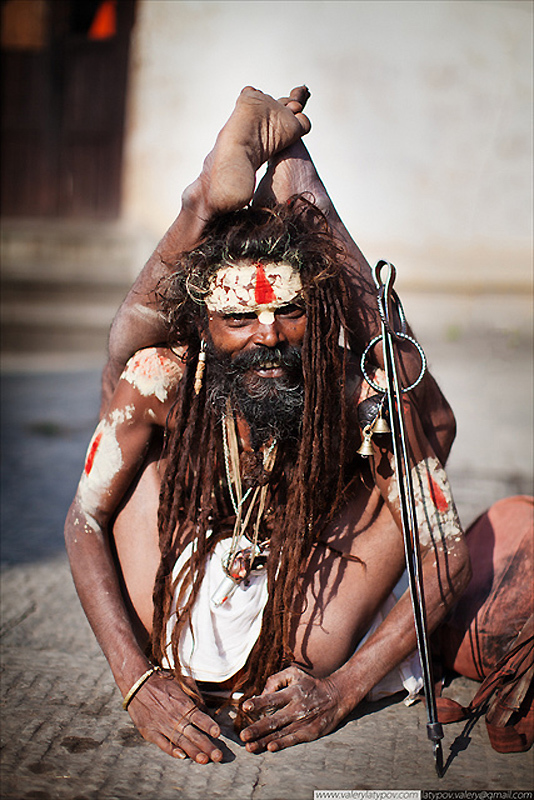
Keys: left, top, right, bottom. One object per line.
{"left": 1, "top": 557, "right": 533, "bottom": 800}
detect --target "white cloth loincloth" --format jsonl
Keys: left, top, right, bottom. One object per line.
{"left": 162, "top": 542, "right": 422, "bottom": 702}
{"left": 161, "top": 537, "right": 268, "bottom": 681}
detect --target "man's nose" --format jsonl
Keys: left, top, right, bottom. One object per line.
{"left": 254, "top": 318, "right": 283, "bottom": 348}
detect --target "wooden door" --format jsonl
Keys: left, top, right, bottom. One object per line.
{"left": 1, "top": 0, "right": 136, "bottom": 218}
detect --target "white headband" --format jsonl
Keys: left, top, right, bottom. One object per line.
{"left": 205, "top": 262, "right": 302, "bottom": 324}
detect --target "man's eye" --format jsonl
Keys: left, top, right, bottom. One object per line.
{"left": 223, "top": 312, "right": 256, "bottom": 325}
{"left": 276, "top": 303, "right": 306, "bottom": 318}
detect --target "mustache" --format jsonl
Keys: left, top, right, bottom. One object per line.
{"left": 205, "top": 342, "right": 302, "bottom": 376}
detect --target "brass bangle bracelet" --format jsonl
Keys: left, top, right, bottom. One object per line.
{"left": 122, "top": 666, "right": 161, "bottom": 711}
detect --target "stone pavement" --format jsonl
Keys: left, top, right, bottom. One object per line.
{"left": 1, "top": 293, "right": 533, "bottom": 799}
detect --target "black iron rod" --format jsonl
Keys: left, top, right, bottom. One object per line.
{"left": 375, "top": 262, "right": 444, "bottom": 775}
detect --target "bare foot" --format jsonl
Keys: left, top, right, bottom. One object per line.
{"left": 184, "top": 86, "right": 311, "bottom": 217}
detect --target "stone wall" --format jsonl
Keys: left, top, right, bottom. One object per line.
{"left": 121, "top": 0, "right": 533, "bottom": 292}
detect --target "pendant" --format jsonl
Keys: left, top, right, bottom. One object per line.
{"left": 211, "top": 575, "right": 240, "bottom": 607}
{"left": 225, "top": 548, "right": 253, "bottom": 582}
{"left": 211, "top": 546, "right": 268, "bottom": 607}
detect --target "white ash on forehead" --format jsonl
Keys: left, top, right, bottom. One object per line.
{"left": 205, "top": 262, "right": 302, "bottom": 313}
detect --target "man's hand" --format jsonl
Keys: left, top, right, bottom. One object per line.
{"left": 127, "top": 671, "right": 223, "bottom": 763}
{"left": 239, "top": 666, "right": 346, "bottom": 753}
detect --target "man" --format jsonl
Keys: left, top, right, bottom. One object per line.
{"left": 64, "top": 86, "right": 470, "bottom": 765}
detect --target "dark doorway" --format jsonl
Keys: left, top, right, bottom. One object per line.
{"left": 1, "top": 0, "right": 136, "bottom": 219}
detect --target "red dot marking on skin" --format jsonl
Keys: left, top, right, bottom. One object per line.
{"left": 254, "top": 263, "right": 276, "bottom": 305}
{"left": 428, "top": 473, "right": 449, "bottom": 513}
{"left": 85, "top": 432, "right": 103, "bottom": 476}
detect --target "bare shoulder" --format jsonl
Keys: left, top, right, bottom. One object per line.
{"left": 119, "top": 346, "right": 186, "bottom": 423}
{"left": 121, "top": 346, "right": 185, "bottom": 396}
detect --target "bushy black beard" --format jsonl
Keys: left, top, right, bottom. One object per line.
{"left": 205, "top": 338, "right": 305, "bottom": 452}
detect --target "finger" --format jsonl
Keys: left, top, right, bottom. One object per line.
{"left": 148, "top": 730, "right": 194, "bottom": 761}
{"left": 247, "top": 719, "right": 317, "bottom": 753}
{"left": 262, "top": 664, "right": 311, "bottom": 694}
{"left": 170, "top": 721, "right": 223, "bottom": 764}
{"left": 150, "top": 731, "right": 181, "bottom": 758}
{"left": 145, "top": 686, "right": 221, "bottom": 740}
{"left": 174, "top": 737, "right": 210, "bottom": 765}
{"left": 162, "top": 686, "right": 221, "bottom": 738}
{"left": 266, "top": 725, "right": 311, "bottom": 752}
{"left": 262, "top": 668, "right": 296, "bottom": 693}
{"left": 241, "top": 687, "right": 291, "bottom": 715}
{"left": 170, "top": 727, "right": 222, "bottom": 764}
{"left": 240, "top": 705, "right": 296, "bottom": 746}
{"left": 184, "top": 705, "right": 221, "bottom": 739}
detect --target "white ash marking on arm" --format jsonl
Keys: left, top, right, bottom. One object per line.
{"left": 387, "top": 455, "right": 462, "bottom": 547}
{"left": 122, "top": 348, "right": 182, "bottom": 403}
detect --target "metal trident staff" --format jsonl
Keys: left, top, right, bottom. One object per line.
{"left": 362, "top": 260, "right": 444, "bottom": 776}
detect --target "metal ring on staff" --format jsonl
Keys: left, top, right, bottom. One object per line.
{"left": 360, "top": 332, "right": 427, "bottom": 394}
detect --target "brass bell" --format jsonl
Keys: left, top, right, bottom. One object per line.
{"left": 372, "top": 413, "right": 391, "bottom": 434}
{"left": 357, "top": 426, "right": 375, "bottom": 457}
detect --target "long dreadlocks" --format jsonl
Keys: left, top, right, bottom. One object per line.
{"left": 150, "top": 195, "right": 371, "bottom": 718}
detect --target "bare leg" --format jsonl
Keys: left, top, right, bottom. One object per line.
{"left": 240, "top": 472, "right": 469, "bottom": 754}
{"left": 254, "top": 140, "right": 376, "bottom": 352}
{"left": 254, "top": 139, "right": 372, "bottom": 294}
{"left": 111, "top": 447, "right": 406, "bottom": 695}
{"left": 254, "top": 142, "right": 456, "bottom": 463}
{"left": 103, "top": 87, "right": 311, "bottom": 410}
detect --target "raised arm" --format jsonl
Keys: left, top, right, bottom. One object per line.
{"left": 65, "top": 348, "right": 223, "bottom": 763}
{"left": 332, "top": 377, "right": 472, "bottom": 704}
{"left": 238, "top": 379, "right": 471, "bottom": 753}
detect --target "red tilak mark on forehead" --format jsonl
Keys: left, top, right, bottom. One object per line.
{"left": 254, "top": 263, "right": 276, "bottom": 305}
{"left": 428, "top": 474, "right": 449, "bottom": 513}
{"left": 85, "top": 432, "right": 103, "bottom": 476}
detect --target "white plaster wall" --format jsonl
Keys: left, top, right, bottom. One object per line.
{"left": 122, "top": 0, "right": 533, "bottom": 291}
